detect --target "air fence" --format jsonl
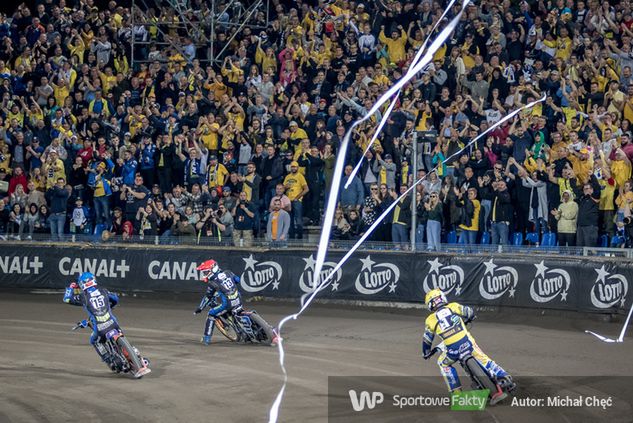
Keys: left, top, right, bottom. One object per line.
{"left": 0, "top": 241, "right": 630, "bottom": 314}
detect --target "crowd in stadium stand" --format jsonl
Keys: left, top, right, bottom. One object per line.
{"left": 0, "top": 0, "right": 633, "bottom": 250}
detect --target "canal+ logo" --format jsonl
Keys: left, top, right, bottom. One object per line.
{"left": 478, "top": 259, "right": 518, "bottom": 300}
{"left": 591, "top": 265, "right": 629, "bottom": 309}
{"left": 423, "top": 258, "right": 464, "bottom": 296}
{"left": 299, "top": 254, "right": 343, "bottom": 293}
{"left": 354, "top": 255, "right": 399, "bottom": 295}
{"left": 240, "top": 254, "right": 283, "bottom": 293}
{"left": 529, "top": 261, "right": 570, "bottom": 303}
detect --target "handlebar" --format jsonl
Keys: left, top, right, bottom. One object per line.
{"left": 71, "top": 319, "right": 89, "bottom": 331}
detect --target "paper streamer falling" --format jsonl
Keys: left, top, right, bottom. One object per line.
{"left": 345, "top": 0, "right": 459, "bottom": 188}
{"left": 267, "top": 2, "right": 472, "bottom": 422}
{"left": 586, "top": 304, "right": 633, "bottom": 343}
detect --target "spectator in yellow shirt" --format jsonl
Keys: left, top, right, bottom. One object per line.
{"left": 378, "top": 25, "right": 407, "bottom": 64}
{"left": 289, "top": 120, "right": 308, "bottom": 142}
{"left": 610, "top": 148, "right": 632, "bottom": 188}
{"left": 283, "top": 161, "right": 309, "bottom": 239}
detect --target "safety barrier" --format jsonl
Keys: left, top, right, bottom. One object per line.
{"left": 1, "top": 233, "right": 631, "bottom": 258}
{"left": 0, "top": 242, "right": 629, "bottom": 313}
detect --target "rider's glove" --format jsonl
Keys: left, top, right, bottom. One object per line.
{"left": 193, "top": 308, "right": 202, "bottom": 315}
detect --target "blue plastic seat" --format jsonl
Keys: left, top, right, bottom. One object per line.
{"left": 542, "top": 232, "right": 557, "bottom": 247}
{"left": 611, "top": 235, "right": 625, "bottom": 248}
{"left": 599, "top": 234, "right": 609, "bottom": 248}
{"left": 512, "top": 232, "right": 523, "bottom": 246}
{"left": 446, "top": 230, "right": 457, "bottom": 244}
{"left": 480, "top": 231, "right": 491, "bottom": 245}
{"left": 526, "top": 232, "right": 539, "bottom": 245}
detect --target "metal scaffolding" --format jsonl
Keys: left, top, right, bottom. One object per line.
{"left": 130, "top": 0, "right": 270, "bottom": 68}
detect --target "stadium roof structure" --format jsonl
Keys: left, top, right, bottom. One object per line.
{"left": 131, "top": 0, "right": 270, "bottom": 66}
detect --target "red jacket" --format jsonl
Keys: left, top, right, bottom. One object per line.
{"left": 8, "top": 173, "right": 28, "bottom": 195}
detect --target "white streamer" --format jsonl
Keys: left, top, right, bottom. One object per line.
{"left": 345, "top": 0, "right": 459, "bottom": 188}
{"left": 586, "top": 304, "right": 633, "bottom": 343}
{"left": 268, "top": 3, "right": 472, "bottom": 422}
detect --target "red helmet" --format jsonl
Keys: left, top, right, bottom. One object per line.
{"left": 196, "top": 259, "right": 220, "bottom": 283}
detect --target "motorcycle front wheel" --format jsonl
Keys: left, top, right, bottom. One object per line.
{"left": 215, "top": 315, "right": 240, "bottom": 342}
{"left": 116, "top": 336, "right": 144, "bottom": 373}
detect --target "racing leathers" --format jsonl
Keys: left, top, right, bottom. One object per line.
{"left": 422, "top": 302, "right": 508, "bottom": 392}
{"left": 63, "top": 282, "right": 120, "bottom": 363}
{"left": 194, "top": 270, "right": 243, "bottom": 344}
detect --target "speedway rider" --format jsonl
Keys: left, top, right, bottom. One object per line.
{"left": 194, "top": 259, "right": 243, "bottom": 345}
{"left": 422, "top": 289, "right": 515, "bottom": 404}
{"left": 63, "top": 272, "right": 150, "bottom": 378}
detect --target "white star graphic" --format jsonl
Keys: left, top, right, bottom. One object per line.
{"left": 427, "top": 258, "right": 442, "bottom": 274}
{"left": 360, "top": 255, "right": 375, "bottom": 272}
{"left": 389, "top": 283, "right": 397, "bottom": 293}
{"left": 483, "top": 259, "right": 497, "bottom": 276}
{"left": 455, "top": 286, "right": 462, "bottom": 295}
{"left": 621, "top": 298, "right": 626, "bottom": 307}
{"left": 331, "top": 281, "right": 340, "bottom": 291}
{"left": 560, "top": 291, "right": 568, "bottom": 302}
{"left": 243, "top": 254, "right": 258, "bottom": 271}
{"left": 509, "top": 288, "right": 516, "bottom": 298}
{"left": 595, "top": 265, "right": 610, "bottom": 283}
{"left": 534, "top": 261, "right": 548, "bottom": 278}
{"left": 303, "top": 255, "right": 316, "bottom": 271}
{"left": 272, "top": 280, "right": 280, "bottom": 290}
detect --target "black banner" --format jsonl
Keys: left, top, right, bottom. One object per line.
{"left": 0, "top": 244, "right": 630, "bottom": 313}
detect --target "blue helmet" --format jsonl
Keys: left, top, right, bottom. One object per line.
{"left": 78, "top": 272, "right": 97, "bottom": 290}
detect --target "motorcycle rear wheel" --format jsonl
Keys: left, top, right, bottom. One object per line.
{"left": 249, "top": 313, "right": 275, "bottom": 346}
{"left": 465, "top": 357, "right": 498, "bottom": 395}
{"left": 215, "top": 316, "right": 240, "bottom": 342}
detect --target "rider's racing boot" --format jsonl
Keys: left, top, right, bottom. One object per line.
{"left": 201, "top": 335, "right": 212, "bottom": 345}
{"left": 489, "top": 386, "right": 508, "bottom": 406}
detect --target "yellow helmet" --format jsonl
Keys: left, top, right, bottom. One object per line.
{"left": 425, "top": 288, "right": 447, "bottom": 312}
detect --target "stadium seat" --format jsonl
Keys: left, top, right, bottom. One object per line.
{"left": 542, "top": 232, "right": 557, "bottom": 247}
{"left": 599, "top": 235, "right": 609, "bottom": 248}
{"left": 93, "top": 224, "right": 107, "bottom": 241}
{"left": 447, "top": 231, "right": 457, "bottom": 244}
{"left": 512, "top": 232, "right": 523, "bottom": 246}
{"left": 458, "top": 233, "right": 467, "bottom": 244}
{"left": 525, "top": 232, "right": 539, "bottom": 245}
{"left": 480, "top": 231, "right": 491, "bottom": 245}
{"left": 611, "top": 235, "right": 626, "bottom": 248}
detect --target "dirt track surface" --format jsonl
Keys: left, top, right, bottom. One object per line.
{"left": 0, "top": 291, "right": 632, "bottom": 423}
